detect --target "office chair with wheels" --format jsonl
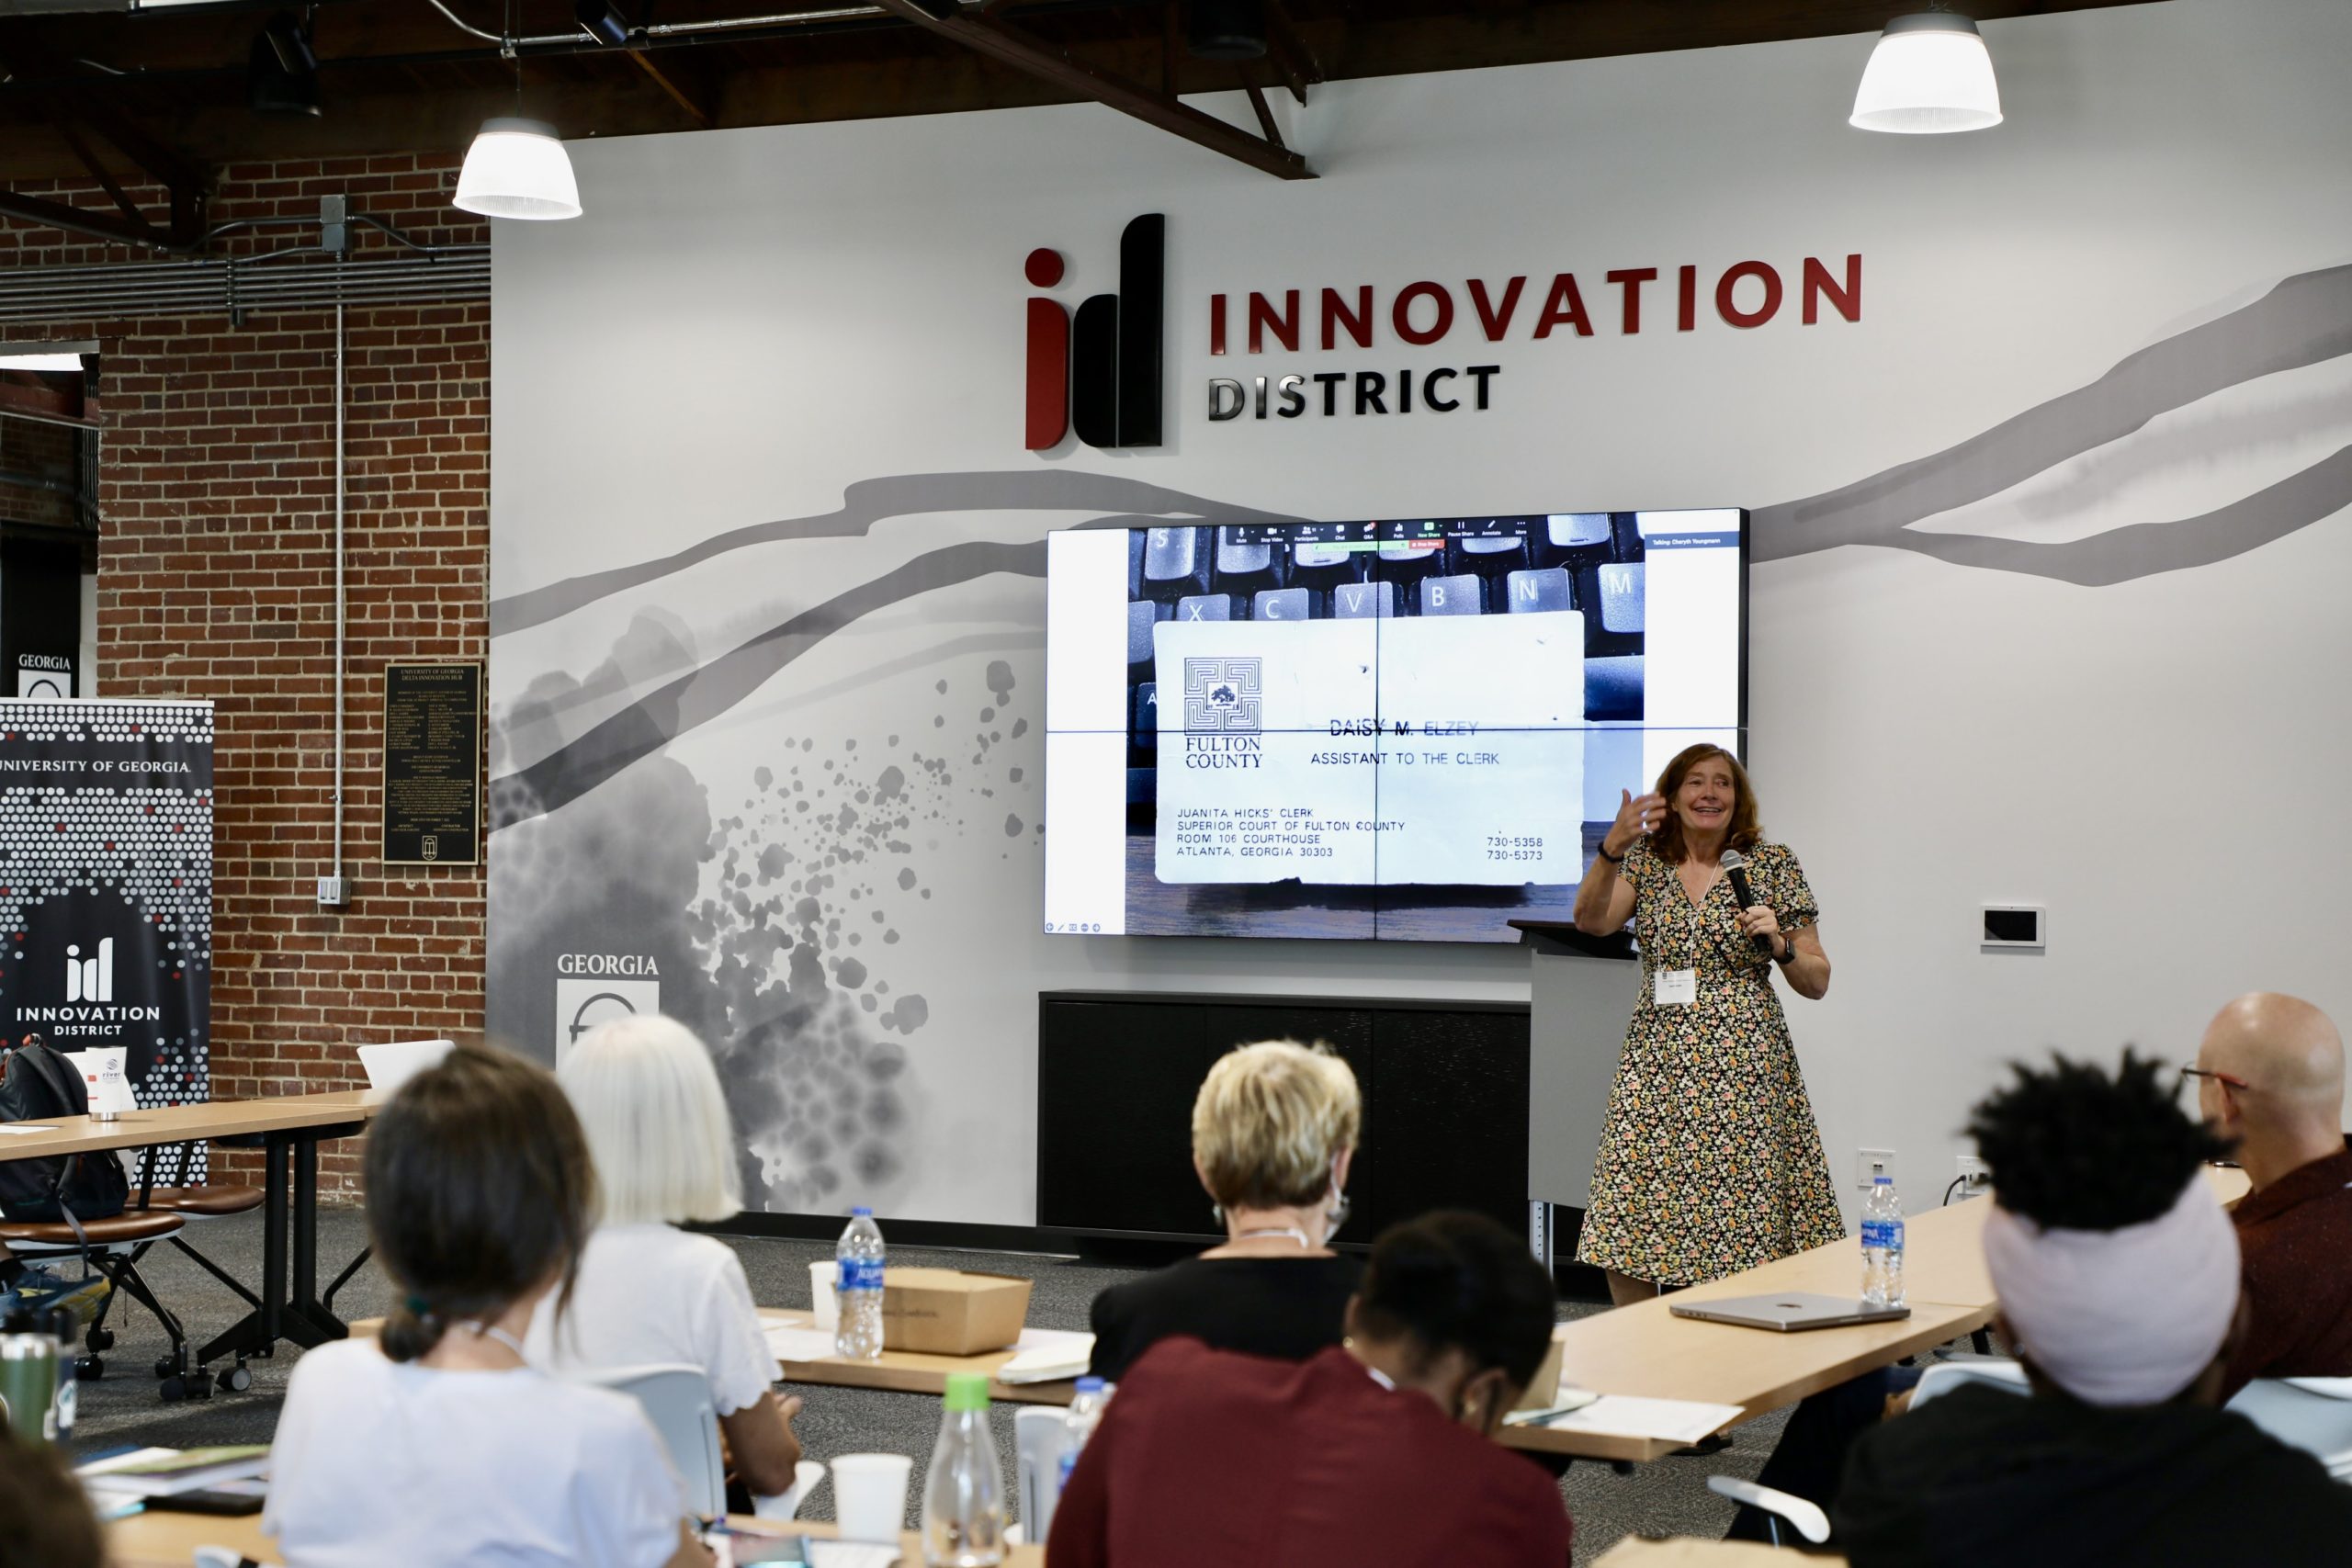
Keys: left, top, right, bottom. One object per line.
{"left": 125, "top": 1139, "right": 265, "bottom": 1394}
{"left": 0, "top": 1207, "right": 196, "bottom": 1398}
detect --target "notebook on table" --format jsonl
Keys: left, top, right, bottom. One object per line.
{"left": 1668, "top": 1292, "right": 1910, "bottom": 1332}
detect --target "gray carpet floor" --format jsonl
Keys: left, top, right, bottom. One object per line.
{"left": 58, "top": 1210, "right": 1812, "bottom": 1562}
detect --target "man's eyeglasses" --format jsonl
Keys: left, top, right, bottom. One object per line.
{"left": 2178, "top": 1065, "right": 2251, "bottom": 1092}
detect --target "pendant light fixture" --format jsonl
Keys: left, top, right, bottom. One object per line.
{"left": 1850, "top": 11, "right": 2002, "bottom": 135}
{"left": 455, "top": 3, "right": 582, "bottom": 220}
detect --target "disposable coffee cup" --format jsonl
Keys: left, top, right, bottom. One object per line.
{"left": 831, "top": 1451, "right": 912, "bottom": 1543}
{"left": 809, "top": 1260, "right": 840, "bottom": 1333}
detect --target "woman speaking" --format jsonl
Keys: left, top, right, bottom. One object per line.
{"left": 1570, "top": 743, "right": 1843, "bottom": 1306}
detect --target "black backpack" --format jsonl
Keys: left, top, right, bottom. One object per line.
{"left": 0, "top": 1036, "right": 130, "bottom": 1224}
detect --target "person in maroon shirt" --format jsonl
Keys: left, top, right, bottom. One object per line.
{"left": 2188, "top": 991, "right": 2352, "bottom": 1395}
{"left": 1047, "top": 1211, "right": 1571, "bottom": 1568}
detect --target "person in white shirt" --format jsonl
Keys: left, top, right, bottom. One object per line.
{"left": 266, "top": 1043, "right": 710, "bottom": 1568}
{"left": 527, "top": 1013, "right": 805, "bottom": 1501}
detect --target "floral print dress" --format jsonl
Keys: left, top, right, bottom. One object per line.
{"left": 1574, "top": 839, "right": 1846, "bottom": 1287}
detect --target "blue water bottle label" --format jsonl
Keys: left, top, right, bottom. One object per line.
{"left": 840, "top": 1257, "right": 886, "bottom": 1292}
{"left": 1860, "top": 1218, "right": 1902, "bottom": 1250}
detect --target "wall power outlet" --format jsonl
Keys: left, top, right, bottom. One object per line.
{"left": 1856, "top": 1147, "right": 1895, "bottom": 1189}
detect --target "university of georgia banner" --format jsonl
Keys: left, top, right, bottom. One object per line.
{"left": 0, "top": 701, "right": 213, "bottom": 1117}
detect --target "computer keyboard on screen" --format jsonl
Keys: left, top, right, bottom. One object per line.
{"left": 1123, "top": 515, "right": 1645, "bottom": 807}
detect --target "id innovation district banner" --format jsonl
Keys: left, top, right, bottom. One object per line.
{"left": 0, "top": 700, "right": 213, "bottom": 1120}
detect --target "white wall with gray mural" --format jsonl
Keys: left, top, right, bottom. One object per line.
{"left": 488, "top": 0, "right": 2352, "bottom": 1226}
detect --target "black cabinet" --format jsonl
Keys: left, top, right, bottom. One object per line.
{"left": 1037, "top": 991, "right": 1527, "bottom": 1246}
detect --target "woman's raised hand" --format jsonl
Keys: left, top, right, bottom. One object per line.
{"left": 1604, "top": 789, "right": 1666, "bottom": 857}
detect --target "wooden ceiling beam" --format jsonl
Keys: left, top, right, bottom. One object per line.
{"left": 865, "top": 0, "right": 1309, "bottom": 178}
{"left": 622, "top": 43, "right": 719, "bottom": 125}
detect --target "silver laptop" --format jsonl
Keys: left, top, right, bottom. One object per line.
{"left": 1669, "top": 1292, "right": 1911, "bottom": 1332}
{"left": 356, "top": 1038, "right": 456, "bottom": 1093}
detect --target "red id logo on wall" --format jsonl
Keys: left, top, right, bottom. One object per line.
{"left": 1024, "top": 213, "right": 1164, "bottom": 452}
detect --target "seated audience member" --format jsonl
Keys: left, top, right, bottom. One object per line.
{"left": 1834, "top": 1053, "right": 2352, "bottom": 1567}
{"left": 0, "top": 1426, "right": 103, "bottom": 1568}
{"left": 2188, "top": 991, "right": 2352, "bottom": 1395}
{"left": 1089, "top": 1040, "right": 1363, "bottom": 1382}
{"left": 1050, "top": 1211, "right": 1571, "bottom": 1568}
{"left": 266, "top": 1043, "right": 710, "bottom": 1568}
{"left": 1738, "top": 993, "right": 2352, "bottom": 1538}
{"left": 526, "top": 1013, "right": 804, "bottom": 1499}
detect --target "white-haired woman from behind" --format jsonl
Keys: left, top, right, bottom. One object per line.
{"left": 526, "top": 1013, "right": 804, "bottom": 1500}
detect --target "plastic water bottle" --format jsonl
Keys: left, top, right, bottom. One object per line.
{"left": 1860, "top": 1174, "right": 1906, "bottom": 1308}
{"left": 1057, "top": 1376, "right": 1110, "bottom": 1496}
{"left": 922, "top": 1372, "right": 1005, "bottom": 1567}
{"left": 835, "top": 1206, "right": 888, "bottom": 1360}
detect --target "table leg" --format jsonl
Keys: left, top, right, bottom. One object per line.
{"left": 197, "top": 1136, "right": 289, "bottom": 1364}
{"left": 283, "top": 1134, "right": 348, "bottom": 1343}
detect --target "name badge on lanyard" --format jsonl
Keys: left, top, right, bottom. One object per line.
{"left": 1654, "top": 876, "right": 1709, "bottom": 1008}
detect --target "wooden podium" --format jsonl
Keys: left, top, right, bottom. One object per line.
{"left": 1508, "top": 920, "right": 1641, "bottom": 1267}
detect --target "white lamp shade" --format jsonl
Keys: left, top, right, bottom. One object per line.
{"left": 1850, "top": 14, "right": 2002, "bottom": 134}
{"left": 455, "top": 118, "right": 582, "bottom": 220}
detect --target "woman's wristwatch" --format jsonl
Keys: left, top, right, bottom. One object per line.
{"left": 1771, "top": 937, "right": 1799, "bottom": 966}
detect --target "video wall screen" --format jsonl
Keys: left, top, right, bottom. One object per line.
{"left": 1043, "top": 510, "right": 1747, "bottom": 942}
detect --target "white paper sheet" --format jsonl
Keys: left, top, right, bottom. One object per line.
{"left": 1532, "top": 1394, "right": 1743, "bottom": 1445}
{"left": 763, "top": 1325, "right": 843, "bottom": 1364}
{"left": 0, "top": 1124, "right": 58, "bottom": 1135}
{"left": 997, "top": 1329, "right": 1095, "bottom": 1383}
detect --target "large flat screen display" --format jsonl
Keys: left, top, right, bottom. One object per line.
{"left": 1044, "top": 510, "right": 1746, "bottom": 942}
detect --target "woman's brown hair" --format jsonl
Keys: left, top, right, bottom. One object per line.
{"left": 368, "top": 1041, "right": 598, "bottom": 1362}
{"left": 1647, "top": 742, "right": 1763, "bottom": 865}
{"left": 0, "top": 1426, "right": 103, "bottom": 1568}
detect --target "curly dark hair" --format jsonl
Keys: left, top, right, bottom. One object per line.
{"left": 1965, "top": 1050, "right": 2235, "bottom": 1231}
{"left": 1352, "top": 1211, "right": 1557, "bottom": 1391}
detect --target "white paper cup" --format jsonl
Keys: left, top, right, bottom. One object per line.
{"left": 809, "top": 1260, "right": 840, "bottom": 1332}
{"left": 831, "top": 1452, "right": 912, "bottom": 1542}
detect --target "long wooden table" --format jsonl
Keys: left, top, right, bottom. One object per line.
{"left": 107, "top": 1508, "right": 1044, "bottom": 1568}
{"left": 1510, "top": 1164, "right": 2254, "bottom": 1463}
{"left": 0, "top": 1089, "right": 386, "bottom": 1364}
{"left": 751, "top": 1169, "right": 2252, "bottom": 1466}
{"left": 759, "top": 1309, "right": 1083, "bottom": 1407}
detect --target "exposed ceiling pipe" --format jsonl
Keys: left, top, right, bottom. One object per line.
{"left": 0, "top": 0, "right": 1148, "bottom": 96}
{"left": 425, "top": 0, "right": 889, "bottom": 50}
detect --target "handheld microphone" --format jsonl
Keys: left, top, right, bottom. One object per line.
{"left": 1719, "top": 849, "right": 1771, "bottom": 954}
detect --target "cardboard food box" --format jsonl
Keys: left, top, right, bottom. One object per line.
{"left": 880, "top": 1268, "right": 1033, "bottom": 1356}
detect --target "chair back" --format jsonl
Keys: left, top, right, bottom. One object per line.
{"left": 574, "top": 1362, "right": 725, "bottom": 1518}
{"left": 1706, "top": 1474, "right": 1830, "bottom": 1545}
{"left": 1014, "top": 1405, "right": 1070, "bottom": 1543}
{"left": 2227, "top": 1378, "right": 2352, "bottom": 1480}
{"left": 356, "top": 1038, "right": 456, "bottom": 1093}
{"left": 1907, "top": 1356, "right": 2030, "bottom": 1409}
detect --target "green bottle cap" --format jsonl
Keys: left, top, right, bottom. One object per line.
{"left": 943, "top": 1372, "right": 991, "bottom": 1413}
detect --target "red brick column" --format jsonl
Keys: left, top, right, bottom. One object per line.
{"left": 0, "top": 156, "right": 492, "bottom": 1193}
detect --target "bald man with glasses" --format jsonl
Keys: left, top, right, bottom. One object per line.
{"left": 2187, "top": 992, "right": 2352, "bottom": 1397}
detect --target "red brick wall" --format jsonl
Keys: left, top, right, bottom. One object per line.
{"left": 0, "top": 416, "right": 78, "bottom": 528}
{"left": 0, "top": 156, "right": 491, "bottom": 1192}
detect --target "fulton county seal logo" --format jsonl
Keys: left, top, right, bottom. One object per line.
{"left": 1183, "top": 657, "right": 1263, "bottom": 733}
